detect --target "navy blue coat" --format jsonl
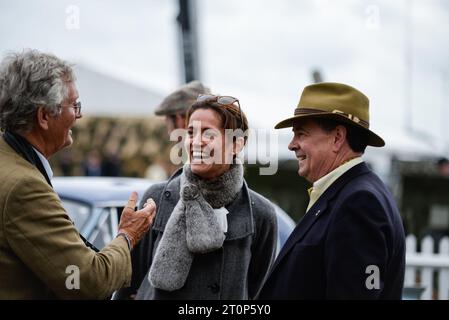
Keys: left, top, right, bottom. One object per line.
{"left": 257, "top": 163, "right": 405, "bottom": 300}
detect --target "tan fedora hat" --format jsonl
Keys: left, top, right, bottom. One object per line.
{"left": 275, "top": 82, "right": 385, "bottom": 147}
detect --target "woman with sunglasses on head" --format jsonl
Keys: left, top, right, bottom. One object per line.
{"left": 115, "top": 94, "right": 278, "bottom": 300}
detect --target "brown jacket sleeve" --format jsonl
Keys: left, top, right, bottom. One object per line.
{"left": 3, "top": 174, "right": 131, "bottom": 299}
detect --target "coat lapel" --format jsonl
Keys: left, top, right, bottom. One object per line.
{"left": 152, "top": 169, "right": 182, "bottom": 232}
{"left": 268, "top": 163, "right": 371, "bottom": 275}
{"left": 224, "top": 181, "right": 254, "bottom": 241}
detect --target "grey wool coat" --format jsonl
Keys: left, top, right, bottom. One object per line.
{"left": 115, "top": 168, "right": 277, "bottom": 300}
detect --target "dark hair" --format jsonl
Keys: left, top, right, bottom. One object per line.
{"left": 437, "top": 157, "right": 449, "bottom": 166}
{"left": 186, "top": 97, "right": 249, "bottom": 145}
{"left": 313, "top": 118, "right": 369, "bottom": 153}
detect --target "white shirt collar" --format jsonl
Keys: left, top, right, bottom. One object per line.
{"left": 313, "top": 157, "right": 364, "bottom": 194}
{"left": 307, "top": 157, "right": 364, "bottom": 211}
{"left": 32, "top": 147, "right": 53, "bottom": 180}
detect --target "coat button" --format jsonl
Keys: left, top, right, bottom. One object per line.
{"left": 209, "top": 283, "right": 220, "bottom": 294}
{"left": 164, "top": 191, "right": 171, "bottom": 198}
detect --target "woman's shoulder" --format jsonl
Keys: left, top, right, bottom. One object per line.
{"left": 141, "top": 182, "right": 166, "bottom": 200}
{"left": 246, "top": 188, "right": 277, "bottom": 220}
{"left": 247, "top": 187, "right": 273, "bottom": 207}
{"left": 139, "top": 169, "right": 182, "bottom": 207}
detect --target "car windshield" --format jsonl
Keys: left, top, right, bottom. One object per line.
{"left": 61, "top": 199, "right": 91, "bottom": 231}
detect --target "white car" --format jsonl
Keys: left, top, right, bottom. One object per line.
{"left": 53, "top": 176, "right": 296, "bottom": 252}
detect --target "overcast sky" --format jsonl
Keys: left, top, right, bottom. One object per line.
{"left": 1, "top": 0, "right": 449, "bottom": 152}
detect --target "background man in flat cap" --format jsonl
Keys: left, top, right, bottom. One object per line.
{"left": 0, "top": 49, "right": 156, "bottom": 299}
{"left": 154, "top": 80, "right": 210, "bottom": 136}
{"left": 258, "top": 82, "right": 405, "bottom": 299}
{"left": 436, "top": 157, "right": 449, "bottom": 177}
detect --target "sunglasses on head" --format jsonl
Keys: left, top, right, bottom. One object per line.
{"left": 196, "top": 94, "right": 245, "bottom": 130}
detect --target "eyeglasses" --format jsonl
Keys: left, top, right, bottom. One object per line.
{"left": 59, "top": 101, "right": 82, "bottom": 117}
{"left": 196, "top": 94, "right": 245, "bottom": 130}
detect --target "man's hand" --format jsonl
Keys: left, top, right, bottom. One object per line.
{"left": 117, "top": 191, "right": 156, "bottom": 249}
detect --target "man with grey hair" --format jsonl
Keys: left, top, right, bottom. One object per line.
{"left": 0, "top": 49, "right": 156, "bottom": 299}
{"left": 155, "top": 80, "right": 210, "bottom": 135}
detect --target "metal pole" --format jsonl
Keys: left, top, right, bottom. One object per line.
{"left": 177, "top": 0, "right": 200, "bottom": 83}
{"left": 404, "top": 0, "right": 413, "bottom": 133}
{"left": 442, "top": 71, "right": 448, "bottom": 149}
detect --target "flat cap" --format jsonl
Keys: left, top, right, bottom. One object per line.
{"left": 154, "top": 80, "right": 210, "bottom": 116}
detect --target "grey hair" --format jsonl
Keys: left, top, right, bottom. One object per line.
{"left": 0, "top": 49, "right": 75, "bottom": 133}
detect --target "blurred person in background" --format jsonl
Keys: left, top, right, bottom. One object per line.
{"left": 437, "top": 157, "right": 449, "bottom": 177}
{"left": 0, "top": 49, "right": 156, "bottom": 299}
{"left": 116, "top": 94, "right": 278, "bottom": 299}
{"left": 101, "top": 148, "right": 122, "bottom": 177}
{"left": 257, "top": 82, "right": 405, "bottom": 300}
{"left": 82, "top": 149, "right": 102, "bottom": 176}
{"left": 154, "top": 80, "right": 210, "bottom": 136}
{"left": 58, "top": 148, "right": 75, "bottom": 176}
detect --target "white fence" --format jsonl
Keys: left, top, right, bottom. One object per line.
{"left": 405, "top": 234, "right": 449, "bottom": 300}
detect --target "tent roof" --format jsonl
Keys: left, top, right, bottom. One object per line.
{"left": 73, "top": 64, "right": 164, "bottom": 116}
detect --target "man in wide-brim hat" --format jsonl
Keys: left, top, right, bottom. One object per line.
{"left": 257, "top": 82, "right": 406, "bottom": 300}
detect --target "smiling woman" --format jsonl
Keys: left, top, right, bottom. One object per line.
{"left": 115, "top": 94, "right": 279, "bottom": 300}
{"left": 185, "top": 95, "right": 247, "bottom": 180}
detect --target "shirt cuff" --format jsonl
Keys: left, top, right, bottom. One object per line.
{"left": 116, "top": 233, "right": 132, "bottom": 251}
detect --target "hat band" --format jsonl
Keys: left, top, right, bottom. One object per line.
{"left": 294, "top": 107, "right": 369, "bottom": 129}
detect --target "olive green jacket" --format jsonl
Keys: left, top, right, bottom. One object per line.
{"left": 0, "top": 138, "right": 131, "bottom": 299}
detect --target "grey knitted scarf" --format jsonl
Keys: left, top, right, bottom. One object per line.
{"left": 148, "top": 163, "right": 244, "bottom": 291}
